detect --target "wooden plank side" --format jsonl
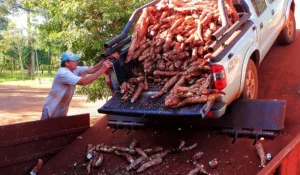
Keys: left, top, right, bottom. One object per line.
{"left": 0, "top": 113, "right": 90, "bottom": 175}
{"left": 257, "top": 134, "right": 300, "bottom": 175}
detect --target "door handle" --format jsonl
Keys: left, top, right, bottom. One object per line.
{"left": 260, "top": 22, "right": 263, "bottom": 29}
{"left": 271, "top": 9, "right": 275, "bottom": 15}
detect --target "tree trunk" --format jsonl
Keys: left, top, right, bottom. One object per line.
{"left": 48, "top": 45, "right": 51, "bottom": 75}
{"left": 2, "top": 55, "right": 5, "bottom": 74}
{"left": 30, "top": 50, "right": 35, "bottom": 79}
{"left": 11, "top": 60, "right": 13, "bottom": 78}
{"left": 27, "top": 12, "right": 35, "bottom": 79}
{"left": 17, "top": 41, "right": 25, "bottom": 81}
{"left": 0, "top": 52, "right": 3, "bottom": 74}
{"left": 35, "top": 49, "right": 41, "bottom": 84}
{"left": 19, "top": 53, "right": 25, "bottom": 81}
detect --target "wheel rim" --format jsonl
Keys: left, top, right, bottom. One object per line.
{"left": 286, "top": 13, "right": 295, "bottom": 38}
{"left": 245, "top": 69, "right": 256, "bottom": 99}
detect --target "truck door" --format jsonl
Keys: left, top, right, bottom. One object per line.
{"left": 249, "top": 0, "right": 275, "bottom": 61}
{"left": 266, "top": 0, "right": 287, "bottom": 31}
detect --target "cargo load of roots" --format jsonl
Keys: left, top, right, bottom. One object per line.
{"left": 118, "top": 0, "right": 239, "bottom": 108}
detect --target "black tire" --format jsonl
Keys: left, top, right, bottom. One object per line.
{"left": 276, "top": 10, "right": 296, "bottom": 45}
{"left": 240, "top": 59, "right": 258, "bottom": 99}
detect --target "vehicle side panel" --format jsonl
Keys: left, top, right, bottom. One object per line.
{"left": 212, "top": 23, "right": 257, "bottom": 105}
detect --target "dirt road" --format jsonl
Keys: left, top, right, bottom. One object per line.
{"left": 0, "top": 80, "right": 107, "bottom": 126}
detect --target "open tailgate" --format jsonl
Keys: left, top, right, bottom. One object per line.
{"left": 98, "top": 91, "right": 213, "bottom": 118}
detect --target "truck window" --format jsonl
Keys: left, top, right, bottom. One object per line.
{"left": 250, "top": 0, "right": 267, "bottom": 16}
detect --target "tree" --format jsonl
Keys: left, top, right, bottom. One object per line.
{"left": 23, "top": 0, "right": 151, "bottom": 101}
{"left": 0, "top": 1, "right": 10, "bottom": 38}
{"left": 0, "top": 43, "right": 9, "bottom": 73}
{"left": 2, "top": 22, "right": 27, "bottom": 80}
{"left": 1, "top": 0, "right": 40, "bottom": 79}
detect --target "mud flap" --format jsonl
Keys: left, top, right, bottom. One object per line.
{"left": 219, "top": 99, "right": 285, "bottom": 144}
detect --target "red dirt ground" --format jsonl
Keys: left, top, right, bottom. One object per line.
{"left": 0, "top": 81, "right": 106, "bottom": 126}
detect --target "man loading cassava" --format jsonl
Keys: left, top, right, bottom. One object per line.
{"left": 41, "top": 51, "right": 119, "bottom": 120}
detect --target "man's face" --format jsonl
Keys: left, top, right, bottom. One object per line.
{"left": 65, "top": 60, "right": 78, "bottom": 71}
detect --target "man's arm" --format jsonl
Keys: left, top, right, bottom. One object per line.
{"left": 86, "top": 60, "right": 104, "bottom": 74}
{"left": 87, "top": 53, "right": 120, "bottom": 74}
{"left": 77, "top": 60, "right": 113, "bottom": 86}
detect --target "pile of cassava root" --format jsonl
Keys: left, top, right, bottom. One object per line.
{"left": 119, "top": 0, "right": 239, "bottom": 108}
{"left": 84, "top": 140, "right": 198, "bottom": 174}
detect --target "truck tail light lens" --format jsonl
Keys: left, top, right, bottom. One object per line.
{"left": 205, "top": 110, "right": 212, "bottom": 117}
{"left": 211, "top": 64, "right": 227, "bottom": 90}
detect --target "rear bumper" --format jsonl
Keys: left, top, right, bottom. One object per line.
{"left": 207, "top": 101, "right": 227, "bottom": 118}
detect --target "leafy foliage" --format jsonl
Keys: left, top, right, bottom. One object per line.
{"left": 0, "top": 16, "right": 9, "bottom": 32}
{"left": 0, "top": 1, "right": 10, "bottom": 35}
{"left": 22, "top": 0, "right": 151, "bottom": 101}
{"left": 1, "top": 0, "right": 151, "bottom": 101}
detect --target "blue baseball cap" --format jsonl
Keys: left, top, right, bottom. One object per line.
{"left": 61, "top": 51, "right": 80, "bottom": 62}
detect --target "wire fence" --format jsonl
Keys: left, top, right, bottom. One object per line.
{"left": 0, "top": 70, "right": 56, "bottom": 82}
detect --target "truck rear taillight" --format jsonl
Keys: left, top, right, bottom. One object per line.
{"left": 205, "top": 110, "right": 213, "bottom": 117}
{"left": 211, "top": 65, "right": 227, "bottom": 90}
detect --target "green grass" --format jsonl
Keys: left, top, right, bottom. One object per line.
{"left": 0, "top": 70, "right": 56, "bottom": 83}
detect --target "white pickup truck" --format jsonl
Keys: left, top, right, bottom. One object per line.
{"left": 98, "top": 0, "right": 296, "bottom": 124}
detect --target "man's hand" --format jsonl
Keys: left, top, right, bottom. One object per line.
{"left": 101, "top": 60, "right": 113, "bottom": 72}
{"left": 111, "top": 52, "right": 120, "bottom": 60}
{"left": 105, "top": 52, "right": 120, "bottom": 60}
{"left": 78, "top": 60, "right": 114, "bottom": 86}
{"left": 88, "top": 52, "right": 119, "bottom": 74}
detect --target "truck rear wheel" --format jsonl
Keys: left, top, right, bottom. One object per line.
{"left": 276, "top": 10, "right": 296, "bottom": 45}
{"left": 240, "top": 59, "right": 258, "bottom": 99}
